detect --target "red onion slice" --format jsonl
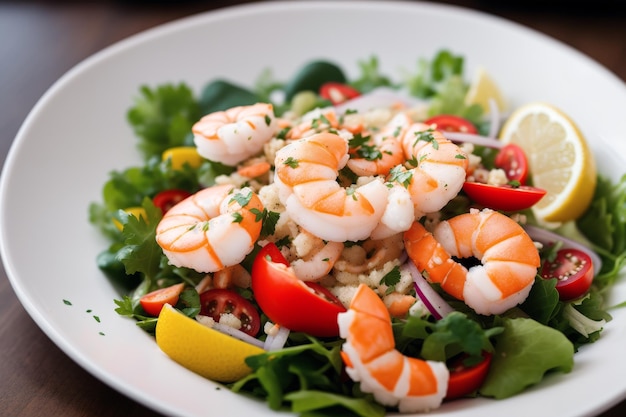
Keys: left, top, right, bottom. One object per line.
{"left": 334, "top": 87, "right": 424, "bottom": 114}
{"left": 523, "top": 224, "right": 603, "bottom": 274}
{"left": 203, "top": 319, "right": 266, "bottom": 349}
{"left": 263, "top": 324, "right": 290, "bottom": 351}
{"left": 405, "top": 260, "right": 455, "bottom": 319}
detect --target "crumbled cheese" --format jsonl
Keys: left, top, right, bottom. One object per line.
{"left": 487, "top": 168, "right": 509, "bottom": 186}
{"left": 196, "top": 314, "right": 216, "bottom": 328}
{"left": 218, "top": 313, "right": 242, "bottom": 329}
{"left": 264, "top": 321, "right": 280, "bottom": 337}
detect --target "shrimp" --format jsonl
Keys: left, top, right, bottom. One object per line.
{"left": 397, "top": 123, "right": 469, "bottom": 218}
{"left": 274, "top": 132, "right": 389, "bottom": 242}
{"left": 289, "top": 229, "right": 344, "bottom": 281}
{"left": 156, "top": 184, "right": 264, "bottom": 273}
{"left": 404, "top": 208, "right": 540, "bottom": 315}
{"left": 338, "top": 283, "right": 449, "bottom": 412}
{"left": 192, "top": 103, "right": 278, "bottom": 166}
{"left": 346, "top": 112, "right": 412, "bottom": 177}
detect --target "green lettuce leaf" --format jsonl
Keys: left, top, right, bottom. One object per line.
{"left": 479, "top": 317, "right": 574, "bottom": 399}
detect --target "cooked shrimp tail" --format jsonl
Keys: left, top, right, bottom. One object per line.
{"left": 404, "top": 208, "right": 540, "bottom": 315}
{"left": 338, "top": 283, "right": 449, "bottom": 412}
{"left": 156, "top": 184, "right": 264, "bottom": 273}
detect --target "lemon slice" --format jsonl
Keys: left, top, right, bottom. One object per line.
{"left": 499, "top": 102, "right": 596, "bottom": 222}
{"left": 465, "top": 67, "right": 507, "bottom": 113}
{"left": 156, "top": 304, "right": 265, "bottom": 383}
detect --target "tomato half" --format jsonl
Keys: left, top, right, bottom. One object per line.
{"left": 199, "top": 288, "right": 261, "bottom": 337}
{"left": 540, "top": 248, "right": 594, "bottom": 300}
{"left": 494, "top": 143, "right": 529, "bottom": 184}
{"left": 462, "top": 181, "right": 546, "bottom": 212}
{"left": 251, "top": 243, "right": 346, "bottom": 337}
{"left": 319, "top": 82, "right": 361, "bottom": 105}
{"left": 153, "top": 189, "right": 192, "bottom": 214}
{"left": 140, "top": 282, "right": 185, "bottom": 317}
{"left": 446, "top": 352, "right": 492, "bottom": 400}
{"left": 424, "top": 114, "right": 478, "bottom": 134}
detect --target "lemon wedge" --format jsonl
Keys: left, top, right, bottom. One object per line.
{"left": 155, "top": 304, "right": 265, "bottom": 383}
{"left": 465, "top": 67, "right": 507, "bottom": 113}
{"left": 499, "top": 102, "right": 596, "bottom": 223}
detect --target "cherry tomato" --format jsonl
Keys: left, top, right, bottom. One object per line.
{"left": 494, "top": 143, "right": 529, "bottom": 184}
{"left": 251, "top": 243, "right": 346, "bottom": 337}
{"left": 424, "top": 114, "right": 478, "bottom": 134}
{"left": 199, "top": 288, "right": 261, "bottom": 337}
{"left": 540, "top": 248, "right": 594, "bottom": 300}
{"left": 319, "top": 82, "right": 360, "bottom": 105}
{"left": 140, "top": 282, "right": 185, "bottom": 317}
{"left": 446, "top": 352, "right": 492, "bottom": 400}
{"left": 462, "top": 181, "right": 546, "bottom": 212}
{"left": 153, "top": 189, "right": 192, "bottom": 214}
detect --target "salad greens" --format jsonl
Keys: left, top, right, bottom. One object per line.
{"left": 89, "top": 49, "right": 626, "bottom": 417}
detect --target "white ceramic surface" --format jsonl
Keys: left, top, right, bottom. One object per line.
{"left": 2, "top": 2, "right": 626, "bottom": 417}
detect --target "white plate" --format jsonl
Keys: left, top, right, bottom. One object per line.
{"left": 1, "top": 1, "right": 625, "bottom": 416}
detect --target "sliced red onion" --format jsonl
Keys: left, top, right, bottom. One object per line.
{"left": 263, "top": 324, "right": 291, "bottom": 351}
{"left": 334, "top": 87, "right": 424, "bottom": 114}
{"left": 202, "top": 318, "right": 266, "bottom": 349}
{"left": 442, "top": 131, "right": 503, "bottom": 149}
{"left": 523, "top": 224, "right": 603, "bottom": 274}
{"left": 405, "top": 260, "right": 455, "bottom": 319}
{"left": 486, "top": 98, "right": 501, "bottom": 139}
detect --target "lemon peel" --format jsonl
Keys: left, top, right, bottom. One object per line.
{"left": 499, "top": 102, "right": 596, "bottom": 223}
{"left": 156, "top": 304, "right": 265, "bottom": 383}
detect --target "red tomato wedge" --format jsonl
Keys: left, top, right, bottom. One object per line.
{"left": 462, "top": 182, "right": 546, "bottom": 212}
{"left": 494, "top": 143, "right": 529, "bottom": 184}
{"left": 153, "top": 189, "right": 192, "bottom": 214}
{"left": 540, "top": 248, "right": 594, "bottom": 300}
{"left": 199, "top": 288, "right": 261, "bottom": 337}
{"left": 251, "top": 243, "right": 346, "bottom": 337}
{"left": 424, "top": 114, "right": 478, "bottom": 134}
{"left": 140, "top": 282, "right": 185, "bottom": 317}
{"left": 446, "top": 352, "right": 493, "bottom": 400}
{"left": 319, "top": 82, "right": 360, "bottom": 105}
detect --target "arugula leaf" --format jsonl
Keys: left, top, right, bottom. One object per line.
{"left": 127, "top": 83, "right": 201, "bottom": 161}
{"left": 479, "top": 317, "right": 574, "bottom": 399}
{"left": 577, "top": 174, "right": 626, "bottom": 289}
{"left": 231, "top": 337, "right": 373, "bottom": 416}
{"left": 285, "top": 390, "right": 385, "bottom": 417}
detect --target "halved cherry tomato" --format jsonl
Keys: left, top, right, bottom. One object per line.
{"left": 424, "top": 114, "right": 478, "bottom": 134}
{"left": 540, "top": 248, "right": 594, "bottom": 300}
{"left": 153, "top": 189, "right": 192, "bottom": 214}
{"left": 199, "top": 288, "right": 261, "bottom": 337}
{"left": 251, "top": 242, "right": 346, "bottom": 337}
{"left": 462, "top": 181, "right": 546, "bottom": 212}
{"left": 446, "top": 352, "right": 492, "bottom": 400}
{"left": 494, "top": 143, "right": 529, "bottom": 184}
{"left": 140, "top": 282, "right": 185, "bottom": 317}
{"left": 319, "top": 82, "right": 360, "bottom": 105}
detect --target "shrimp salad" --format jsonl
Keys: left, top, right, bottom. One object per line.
{"left": 89, "top": 51, "right": 626, "bottom": 416}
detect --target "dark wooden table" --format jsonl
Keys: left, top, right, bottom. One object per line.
{"left": 1, "top": 1, "right": 625, "bottom": 416}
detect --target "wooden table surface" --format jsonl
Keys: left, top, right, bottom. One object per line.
{"left": 1, "top": 1, "right": 625, "bottom": 416}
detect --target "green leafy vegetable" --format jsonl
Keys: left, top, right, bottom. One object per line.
{"left": 479, "top": 317, "right": 574, "bottom": 399}
{"left": 127, "top": 83, "right": 201, "bottom": 161}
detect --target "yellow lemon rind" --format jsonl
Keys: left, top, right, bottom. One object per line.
{"left": 499, "top": 102, "right": 596, "bottom": 223}
{"left": 156, "top": 304, "right": 265, "bottom": 383}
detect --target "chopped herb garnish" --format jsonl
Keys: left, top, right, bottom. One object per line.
{"left": 63, "top": 299, "right": 72, "bottom": 306}
{"left": 389, "top": 166, "right": 413, "bottom": 188}
{"left": 232, "top": 212, "right": 244, "bottom": 223}
{"left": 284, "top": 156, "right": 299, "bottom": 168}
{"left": 230, "top": 190, "right": 253, "bottom": 207}
{"left": 380, "top": 266, "right": 402, "bottom": 294}
{"left": 264, "top": 114, "right": 272, "bottom": 126}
